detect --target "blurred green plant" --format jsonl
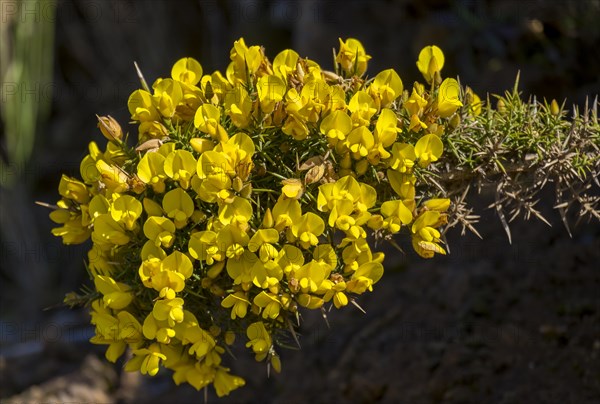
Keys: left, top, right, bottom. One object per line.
{"left": 1, "top": 0, "right": 56, "bottom": 187}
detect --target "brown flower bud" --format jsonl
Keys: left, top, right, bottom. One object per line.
{"left": 97, "top": 115, "right": 123, "bottom": 141}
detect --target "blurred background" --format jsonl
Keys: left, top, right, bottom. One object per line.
{"left": 1, "top": 0, "right": 599, "bottom": 402}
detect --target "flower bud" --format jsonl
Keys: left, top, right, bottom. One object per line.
{"left": 496, "top": 99, "right": 506, "bottom": 114}
{"left": 262, "top": 208, "right": 274, "bottom": 228}
{"left": 209, "top": 325, "right": 221, "bottom": 337}
{"left": 449, "top": 114, "right": 460, "bottom": 129}
{"left": 270, "top": 354, "right": 282, "bottom": 373}
{"left": 190, "top": 138, "right": 214, "bottom": 154}
{"left": 210, "top": 284, "right": 225, "bottom": 296}
{"left": 224, "top": 331, "right": 236, "bottom": 345}
{"left": 355, "top": 159, "right": 369, "bottom": 176}
{"left": 340, "top": 153, "right": 352, "bottom": 169}
{"left": 97, "top": 115, "right": 123, "bottom": 141}
{"left": 233, "top": 177, "right": 244, "bottom": 192}
{"left": 367, "top": 214, "right": 384, "bottom": 230}
{"left": 240, "top": 183, "right": 253, "bottom": 199}
{"left": 550, "top": 99, "right": 560, "bottom": 116}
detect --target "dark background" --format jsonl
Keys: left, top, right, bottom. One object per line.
{"left": 1, "top": 0, "right": 599, "bottom": 402}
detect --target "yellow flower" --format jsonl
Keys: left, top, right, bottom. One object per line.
{"left": 245, "top": 322, "right": 272, "bottom": 361}
{"left": 171, "top": 57, "right": 203, "bottom": 86}
{"left": 153, "top": 78, "right": 183, "bottom": 118}
{"left": 57, "top": 174, "right": 89, "bottom": 201}
{"left": 153, "top": 297, "right": 185, "bottom": 326}
{"left": 415, "top": 134, "right": 444, "bottom": 167}
{"left": 92, "top": 214, "right": 130, "bottom": 246}
{"left": 125, "top": 344, "right": 166, "bottom": 376}
{"left": 252, "top": 259, "right": 283, "bottom": 291}
{"left": 162, "top": 188, "right": 195, "bottom": 228}
{"left": 320, "top": 109, "right": 353, "bottom": 147}
{"left": 388, "top": 142, "right": 416, "bottom": 173}
{"left": 322, "top": 278, "right": 348, "bottom": 308}
{"left": 272, "top": 195, "right": 302, "bottom": 231}
{"left": 411, "top": 210, "right": 447, "bottom": 258}
{"left": 221, "top": 292, "right": 250, "bottom": 319}
{"left": 214, "top": 368, "right": 245, "bottom": 397}
{"left": 248, "top": 228, "right": 280, "bottom": 262}
{"left": 296, "top": 293, "right": 324, "bottom": 309}
{"left": 291, "top": 260, "right": 332, "bottom": 293}
{"left": 143, "top": 216, "right": 176, "bottom": 248}
{"left": 137, "top": 151, "right": 167, "bottom": 193}
{"left": 90, "top": 304, "right": 142, "bottom": 362}
{"left": 164, "top": 149, "right": 196, "bottom": 189}
{"left": 219, "top": 133, "right": 255, "bottom": 178}
{"left": 275, "top": 244, "right": 304, "bottom": 276}
{"left": 416, "top": 45, "right": 445, "bottom": 83}
{"left": 409, "top": 114, "right": 428, "bottom": 132}
{"left": 281, "top": 178, "right": 304, "bottom": 199}
{"left": 110, "top": 195, "right": 142, "bottom": 231}
{"left": 194, "top": 150, "right": 234, "bottom": 203}
{"left": 96, "top": 160, "right": 130, "bottom": 194}
{"left": 140, "top": 251, "right": 193, "bottom": 295}
{"left": 291, "top": 212, "right": 325, "bottom": 249}
{"left": 128, "top": 89, "right": 159, "bottom": 122}
{"left": 90, "top": 316, "right": 127, "bottom": 363}
{"left": 404, "top": 87, "right": 428, "bottom": 117}
{"left": 282, "top": 113, "right": 309, "bottom": 140}
{"left": 273, "top": 49, "right": 299, "bottom": 80}
{"left": 226, "top": 250, "right": 257, "bottom": 284}
{"left": 189, "top": 230, "right": 224, "bottom": 265}
{"left": 229, "top": 38, "right": 265, "bottom": 81}
{"left": 437, "top": 78, "right": 463, "bottom": 118}
{"left": 257, "top": 75, "right": 286, "bottom": 114}
{"left": 201, "top": 71, "right": 232, "bottom": 104}
{"left": 253, "top": 291, "right": 282, "bottom": 319}
{"left": 142, "top": 197, "right": 163, "bottom": 217}
{"left": 142, "top": 313, "right": 176, "bottom": 344}
{"left": 189, "top": 137, "right": 215, "bottom": 154}
{"left": 317, "top": 175, "right": 376, "bottom": 225}
{"left": 380, "top": 200, "right": 413, "bottom": 233}
{"left": 336, "top": 38, "right": 371, "bottom": 76}
{"left": 465, "top": 86, "right": 482, "bottom": 116}
{"left": 138, "top": 121, "right": 169, "bottom": 142}
{"left": 94, "top": 275, "right": 133, "bottom": 309}
{"left": 369, "top": 69, "right": 403, "bottom": 107}
{"left": 346, "top": 262, "right": 384, "bottom": 294}
{"left": 182, "top": 323, "right": 216, "bottom": 359}
{"left": 218, "top": 196, "right": 253, "bottom": 227}
{"left": 371, "top": 108, "right": 400, "bottom": 163}
{"left": 299, "top": 78, "right": 331, "bottom": 122}
{"left": 88, "top": 245, "right": 114, "bottom": 276}
{"left": 183, "top": 362, "right": 215, "bottom": 390}
{"left": 423, "top": 198, "right": 451, "bottom": 212}
{"left": 225, "top": 84, "right": 253, "bottom": 128}
{"left": 346, "top": 126, "right": 375, "bottom": 159}
{"left": 386, "top": 170, "right": 416, "bottom": 201}
{"left": 50, "top": 209, "right": 91, "bottom": 245}
{"left": 194, "top": 104, "right": 223, "bottom": 139}
{"left": 348, "top": 91, "right": 377, "bottom": 127}
{"left": 79, "top": 142, "right": 102, "bottom": 184}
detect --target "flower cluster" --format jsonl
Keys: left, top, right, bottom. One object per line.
{"left": 50, "top": 38, "right": 470, "bottom": 397}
